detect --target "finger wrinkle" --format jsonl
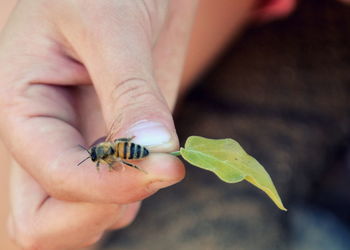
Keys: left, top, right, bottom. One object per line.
{"left": 110, "top": 77, "right": 149, "bottom": 101}
{"left": 14, "top": 84, "right": 78, "bottom": 128}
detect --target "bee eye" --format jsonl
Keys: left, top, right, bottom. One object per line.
{"left": 90, "top": 148, "right": 97, "bottom": 161}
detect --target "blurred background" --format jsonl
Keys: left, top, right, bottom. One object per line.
{"left": 100, "top": 0, "right": 350, "bottom": 249}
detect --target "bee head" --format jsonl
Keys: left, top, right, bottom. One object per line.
{"left": 90, "top": 146, "right": 97, "bottom": 162}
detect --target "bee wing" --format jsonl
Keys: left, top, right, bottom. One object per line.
{"left": 105, "top": 116, "right": 122, "bottom": 142}
{"left": 90, "top": 136, "right": 106, "bottom": 146}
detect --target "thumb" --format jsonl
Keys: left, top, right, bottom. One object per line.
{"left": 72, "top": 6, "right": 178, "bottom": 152}
{"left": 98, "top": 77, "right": 177, "bottom": 152}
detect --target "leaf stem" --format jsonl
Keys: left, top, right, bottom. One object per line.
{"left": 170, "top": 151, "right": 181, "bottom": 157}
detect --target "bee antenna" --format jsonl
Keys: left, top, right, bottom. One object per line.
{"left": 77, "top": 156, "right": 91, "bottom": 166}
{"left": 78, "top": 144, "right": 90, "bottom": 154}
{"left": 77, "top": 144, "right": 91, "bottom": 166}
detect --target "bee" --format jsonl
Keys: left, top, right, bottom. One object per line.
{"left": 77, "top": 136, "right": 149, "bottom": 173}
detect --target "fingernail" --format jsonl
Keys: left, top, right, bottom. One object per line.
{"left": 126, "top": 121, "right": 171, "bottom": 147}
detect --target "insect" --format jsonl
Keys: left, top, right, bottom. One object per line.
{"left": 77, "top": 136, "right": 149, "bottom": 173}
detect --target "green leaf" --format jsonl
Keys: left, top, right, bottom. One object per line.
{"left": 179, "top": 136, "right": 287, "bottom": 211}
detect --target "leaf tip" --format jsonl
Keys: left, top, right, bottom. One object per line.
{"left": 273, "top": 198, "right": 287, "bottom": 212}
{"left": 280, "top": 206, "right": 288, "bottom": 212}
{"left": 276, "top": 202, "right": 287, "bottom": 212}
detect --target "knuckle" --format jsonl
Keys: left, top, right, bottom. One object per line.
{"left": 115, "top": 216, "right": 134, "bottom": 229}
{"left": 10, "top": 219, "right": 43, "bottom": 250}
{"left": 42, "top": 175, "right": 76, "bottom": 201}
{"left": 111, "top": 78, "right": 151, "bottom": 101}
{"left": 129, "top": 187, "right": 156, "bottom": 203}
{"left": 110, "top": 204, "right": 140, "bottom": 230}
{"left": 110, "top": 77, "right": 164, "bottom": 114}
{"left": 81, "top": 233, "right": 104, "bottom": 248}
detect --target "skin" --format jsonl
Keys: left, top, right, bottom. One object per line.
{"left": 0, "top": 1, "right": 196, "bottom": 249}
{"left": 0, "top": 0, "right": 309, "bottom": 249}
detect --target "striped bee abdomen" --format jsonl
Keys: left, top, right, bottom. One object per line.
{"left": 116, "top": 142, "right": 149, "bottom": 159}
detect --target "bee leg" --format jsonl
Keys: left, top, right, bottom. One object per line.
{"left": 96, "top": 161, "right": 100, "bottom": 172}
{"left": 121, "top": 160, "right": 147, "bottom": 174}
{"left": 108, "top": 163, "right": 116, "bottom": 172}
{"left": 106, "top": 157, "right": 118, "bottom": 172}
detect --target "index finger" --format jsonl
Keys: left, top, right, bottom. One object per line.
{"left": 0, "top": 82, "right": 184, "bottom": 205}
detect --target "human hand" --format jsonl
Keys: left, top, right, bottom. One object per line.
{"left": 0, "top": 0, "right": 197, "bottom": 249}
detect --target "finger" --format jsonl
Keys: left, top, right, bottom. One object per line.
{"left": 108, "top": 202, "right": 141, "bottom": 230}
{"left": 9, "top": 160, "right": 122, "bottom": 250}
{"left": 0, "top": 1, "right": 91, "bottom": 87}
{"left": 0, "top": 65, "right": 184, "bottom": 204}
{"left": 63, "top": 151, "right": 185, "bottom": 203}
{"left": 61, "top": 2, "right": 178, "bottom": 152}
{"left": 152, "top": 0, "right": 198, "bottom": 108}
{"left": 2, "top": 92, "right": 184, "bottom": 204}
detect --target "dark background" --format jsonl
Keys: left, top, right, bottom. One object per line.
{"left": 102, "top": 0, "right": 350, "bottom": 249}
